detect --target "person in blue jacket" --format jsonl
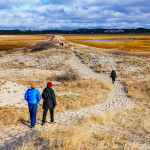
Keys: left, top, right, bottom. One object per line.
{"left": 25, "top": 84, "right": 41, "bottom": 128}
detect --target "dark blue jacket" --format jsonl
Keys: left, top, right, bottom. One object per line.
{"left": 25, "top": 89, "right": 41, "bottom": 104}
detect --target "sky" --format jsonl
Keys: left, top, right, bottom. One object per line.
{"left": 0, "top": 0, "right": 150, "bottom": 30}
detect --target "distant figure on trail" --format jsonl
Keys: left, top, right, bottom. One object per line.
{"left": 41, "top": 82, "right": 57, "bottom": 125}
{"left": 110, "top": 69, "right": 116, "bottom": 84}
{"left": 61, "top": 42, "right": 64, "bottom": 47}
{"left": 52, "top": 35, "right": 55, "bottom": 39}
{"left": 25, "top": 84, "right": 41, "bottom": 128}
{"left": 59, "top": 42, "right": 62, "bottom": 47}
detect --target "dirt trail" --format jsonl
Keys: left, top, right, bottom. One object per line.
{"left": 0, "top": 36, "right": 134, "bottom": 149}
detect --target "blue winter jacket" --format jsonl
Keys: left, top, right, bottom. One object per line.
{"left": 25, "top": 89, "right": 41, "bottom": 104}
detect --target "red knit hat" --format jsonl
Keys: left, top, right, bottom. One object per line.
{"left": 47, "top": 82, "right": 52, "bottom": 88}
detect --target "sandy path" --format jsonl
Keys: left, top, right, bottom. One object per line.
{"left": 54, "top": 52, "right": 134, "bottom": 124}
{"left": 0, "top": 38, "right": 134, "bottom": 149}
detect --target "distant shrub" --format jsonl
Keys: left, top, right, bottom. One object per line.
{"left": 54, "top": 72, "right": 79, "bottom": 82}
{"left": 31, "top": 46, "right": 47, "bottom": 52}
{"left": 30, "top": 42, "right": 55, "bottom": 52}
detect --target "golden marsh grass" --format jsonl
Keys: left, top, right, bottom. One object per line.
{"left": 65, "top": 35, "right": 150, "bottom": 53}
{"left": 0, "top": 35, "right": 51, "bottom": 51}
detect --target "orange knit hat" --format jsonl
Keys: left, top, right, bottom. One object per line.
{"left": 31, "top": 84, "right": 36, "bottom": 89}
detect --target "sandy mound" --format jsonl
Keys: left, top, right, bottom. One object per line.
{"left": 0, "top": 80, "right": 27, "bottom": 108}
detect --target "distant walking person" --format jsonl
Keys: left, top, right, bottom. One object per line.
{"left": 59, "top": 42, "right": 62, "bottom": 47}
{"left": 25, "top": 84, "right": 41, "bottom": 128}
{"left": 61, "top": 42, "right": 63, "bottom": 47}
{"left": 110, "top": 69, "right": 116, "bottom": 84}
{"left": 41, "top": 82, "right": 57, "bottom": 125}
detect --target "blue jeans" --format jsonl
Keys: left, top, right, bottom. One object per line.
{"left": 28, "top": 104, "right": 38, "bottom": 127}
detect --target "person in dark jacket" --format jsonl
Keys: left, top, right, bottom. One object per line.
{"left": 110, "top": 69, "right": 116, "bottom": 84}
{"left": 25, "top": 84, "right": 41, "bottom": 128}
{"left": 41, "top": 82, "right": 57, "bottom": 125}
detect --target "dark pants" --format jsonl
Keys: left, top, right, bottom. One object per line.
{"left": 28, "top": 104, "right": 38, "bottom": 127}
{"left": 112, "top": 77, "right": 116, "bottom": 84}
{"left": 42, "top": 109, "right": 54, "bottom": 123}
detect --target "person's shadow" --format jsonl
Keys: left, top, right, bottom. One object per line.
{"left": 20, "top": 119, "right": 31, "bottom": 128}
{"left": 20, "top": 118, "right": 42, "bottom": 127}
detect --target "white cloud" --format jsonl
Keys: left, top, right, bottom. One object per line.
{"left": 0, "top": 0, "right": 40, "bottom": 5}
{"left": 0, "top": 0, "right": 149, "bottom": 29}
{"left": 30, "top": 5, "right": 47, "bottom": 13}
{"left": 47, "top": 0, "right": 74, "bottom": 5}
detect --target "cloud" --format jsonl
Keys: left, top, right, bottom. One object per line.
{"left": 0, "top": 0, "right": 41, "bottom": 8}
{"left": 0, "top": 0, "right": 149, "bottom": 30}
{"left": 46, "top": 0, "right": 74, "bottom": 5}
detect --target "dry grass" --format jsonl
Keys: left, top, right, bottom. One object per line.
{"left": 65, "top": 35, "right": 150, "bottom": 53}
{"left": 54, "top": 78, "right": 111, "bottom": 112}
{"left": 0, "top": 44, "right": 71, "bottom": 70}
{"left": 1, "top": 34, "right": 150, "bottom": 149}
{"left": 0, "top": 44, "right": 72, "bottom": 86}
{"left": 0, "top": 77, "right": 111, "bottom": 126}
{"left": 0, "top": 35, "right": 52, "bottom": 51}
{"left": 0, "top": 106, "right": 44, "bottom": 127}
{"left": 0, "top": 107, "right": 29, "bottom": 126}
{"left": 61, "top": 36, "right": 150, "bottom": 149}
{"left": 116, "top": 54, "right": 150, "bottom": 108}
{"left": 38, "top": 124, "right": 96, "bottom": 150}
{"left": 125, "top": 80, "right": 150, "bottom": 108}
{"left": 74, "top": 50, "right": 113, "bottom": 74}
{"left": 17, "top": 106, "right": 150, "bottom": 150}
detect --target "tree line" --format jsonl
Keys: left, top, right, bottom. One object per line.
{"left": 0, "top": 28, "right": 149, "bottom": 35}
